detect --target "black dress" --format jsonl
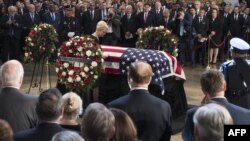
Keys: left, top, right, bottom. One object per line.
{"left": 208, "top": 17, "right": 223, "bottom": 48}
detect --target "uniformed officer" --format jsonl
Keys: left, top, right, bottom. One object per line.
{"left": 59, "top": 5, "right": 80, "bottom": 42}
{"left": 220, "top": 37, "right": 250, "bottom": 109}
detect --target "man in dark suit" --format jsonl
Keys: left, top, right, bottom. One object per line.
{"left": 23, "top": 4, "right": 40, "bottom": 36}
{"left": 228, "top": 6, "right": 244, "bottom": 38}
{"left": 159, "top": 9, "right": 173, "bottom": 30}
{"left": 192, "top": 9, "right": 209, "bottom": 66}
{"left": 0, "top": 60, "right": 38, "bottom": 133}
{"left": 152, "top": 1, "right": 163, "bottom": 27}
{"left": 42, "top": 3, "right": 61, "bottom": 32}
{"left": 82, "top": 1, "right": 101, "bottom": 35}
{"left": 1, "top": 5, "right": 23, "bottom": 63}
{"left": 108, "top": 61, "right": 172, "bottom": 141}
{"left": 14, "top": 88, "right": 65, "bottom": 141}
{"left": 120, "top": 5, "right": 137, "bottom": 47}
{"left": 102, "top": 7, "right": 121, "bottom": 45}
{"left": 182, "top": 69, "right": 250, "bottom": 141}
{"left": 136, "top": 3, "right": 154, "bottom": 29}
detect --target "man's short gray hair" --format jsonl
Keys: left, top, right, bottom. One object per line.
{"left": 82, "top": 102, "right": 115, "bottom": 141}
{"left": 193, "top": 103, "right": 233, "bottom": 141}
{"left": 0, "top": 60, "right": 24, "bottom": 87}
{"left": 52, "top": 131, "right": 85, "bottom": 141}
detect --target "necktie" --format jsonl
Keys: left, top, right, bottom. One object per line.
{"left": 180, "top": 22, "right": 184, "bottom": 36}
{"left": 235, "top": 14, "right": 237, "bottom": 21}
{"left": 31, "top": 13, "right": 34, "bottom": 22}
{"left": 92, "top": 11, "right": 94, "bottom": 20}
{"left": 127, "top": 15, "right": 130, "bottom": 21}
{"left": 144, "top": 13, "right": 147, "bottom": 22}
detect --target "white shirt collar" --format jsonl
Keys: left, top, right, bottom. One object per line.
{"left": 130, "top": 87, "right": 148, "bottom": 91}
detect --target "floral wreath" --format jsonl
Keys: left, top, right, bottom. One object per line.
{"left": 55, "top": 36, "right": 104, "bottom": 92}
{"left": 24, "top": 23, "right": 58, "bottom": 62}
{"left": 136, "top": 26, "right": 178, "bottom": 57}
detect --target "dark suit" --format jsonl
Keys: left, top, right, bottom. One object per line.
{"left": 0, "top": 14, "right": 23, "bottom": 62}
{"left": 208, "top": 17, "right": 223, "bottom": 48}
{"left": 120, "top": 14, "right": 137, "bottom": 47}
{"left": 14, "top": 123, "right": 65, "bottom": 141}
{"left": 159, "top": 17, "right": 173, "bottom": 30}
{"left": 42, "top": 12, "right": 61, "bottom": 32}
{"left": 152, "top": 10, "right": 163, "bottom": 27}
{"left": 0, "top": 87, "right": 38, "bottom": 133}
{"left": 192, "top": 16, "right": 209, "bottom": 65}
{"left": 23, "top": 12, "right": 40, "bottom": 36}
{"left": 228, "top": 13, "right": 244, "bottom": 38}
{"left": 137, "top": 11, "right": 154, "bottom": 29}
{"left": 82, "top": 10, "right": 101, "bottom": 35}
{"left": 182, "top": 97, "right": 250, "bottom": 141}
{"left": 108, "top": 89, "right": 172, "bottom": 141}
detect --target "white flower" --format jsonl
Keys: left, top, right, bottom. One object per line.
{"left": 69, "top": 49, "right": 73, "bottom": 53}
{"left": 84, "top": 67, "right": 89, "bottom": 72}
{"left": 30, "top": 43, "right": 34, "bottom": 46}
{"left": 155, "top": 27, "right": 159, "bottom": 30}
{"left": 66, "top": 42, "right": 71, "bottom": 46}
{"left": 62, "top": 72, "right": 66, "bottom": 76}
{"left": 91, "top": 61, "right": 98, "bottom": 67}
{"left": 76, "top": 76, "right": 81, "bottom": 82}
{"left": 25, "top": 53, "right": 29, "bottom": 57}
{"left": 38, "top": 28, "right": 42, "bottom": 30}
{"left": 68, "top": 70, "right": 74, "bottom": 75}
{"left": 94, "top": 75, "right": 98, "bottom": 79}
{"left": 81, "top": 72, "right": 86, "bottom": 77}
{"left": 34, "top": 27, "right": 38, "bottom": 31}
{"left": 77, "top": 47, "right": 83, "bottom": 52}
{"left": 86, "top": 50, "right": 92, "bottom": 56}
{"left": 27, "top": 37, "right": 32, "bottom": 41}
{"left": 68, "top": 77, "right": 73, "bottom": 83}
{"left": 55, "top": 68, "right": 59, "bottom": 73}
{"left": 63, "top": 63, "right": 69, "bottom": 68}
{"left": 159, "top": 26, "right": 164, "bottom": 29}
{"left": 96, "top": 52, "right": 99, "bottom": 55}
{"left": 171, "top": 38, "right": 174, "bottom": 42}
{"left": 90, "top": 71, "right": 93, "bottom": 75}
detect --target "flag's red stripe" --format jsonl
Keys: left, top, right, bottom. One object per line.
{"left": 102, "top": 48, "right": 126, "bottom": 53}
{"left": 105, "top": 57, "right": 121, "bottom": 62}
{"left": 175, "top": 61, "right": 182, "bottom": 75}
{"left": 104, "top": 68, "right": 121, "bottom": 74}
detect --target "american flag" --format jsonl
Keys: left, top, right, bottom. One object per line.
{"left": 101, "top": 45, "right": 186, "bottom": 94}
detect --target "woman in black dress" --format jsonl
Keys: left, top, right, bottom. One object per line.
{"left": 208, "top": 8, "right": 223, "bottom": 64}
{"left": 89, "top": 20, "right": 108, "bottom": 44}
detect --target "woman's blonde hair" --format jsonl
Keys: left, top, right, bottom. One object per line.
{"left": 96, "top": 21, "right": 108, "bottom": 32}
{"left": 62, "top": 92, "right": 82, "bottom": 116}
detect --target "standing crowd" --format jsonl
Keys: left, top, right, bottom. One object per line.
{"left": 0, "top": 0, "right": 249, "bottom": 66}
{"left": 1, "top": 0, "right": 250, "bottom": 141}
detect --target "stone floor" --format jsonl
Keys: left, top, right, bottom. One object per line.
{"left": 19, "top": 63, "right": 220, "bottom": 141}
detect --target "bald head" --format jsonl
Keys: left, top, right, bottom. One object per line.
{"left": 0, "top": 60, "right": 24, "bottom": 88}
{"left": 128, "top": 61, "right": 152, "bottom": 86}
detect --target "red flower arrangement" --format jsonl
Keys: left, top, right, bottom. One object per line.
{"left": 24, "top": 23, "right": 58, "bottom": 62}
{"left": 55, "top": 36, "right": 104, "bottom": 92}
{"left": 136, "top": 26, "right": 178, "bottom": 57}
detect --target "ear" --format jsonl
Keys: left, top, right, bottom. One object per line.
{"left": 223, "top": 80, "right": 227, "bottom": 91}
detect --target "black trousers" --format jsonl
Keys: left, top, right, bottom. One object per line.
{"left": 2, "top": 36, "right": 20, "bottom": 63}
